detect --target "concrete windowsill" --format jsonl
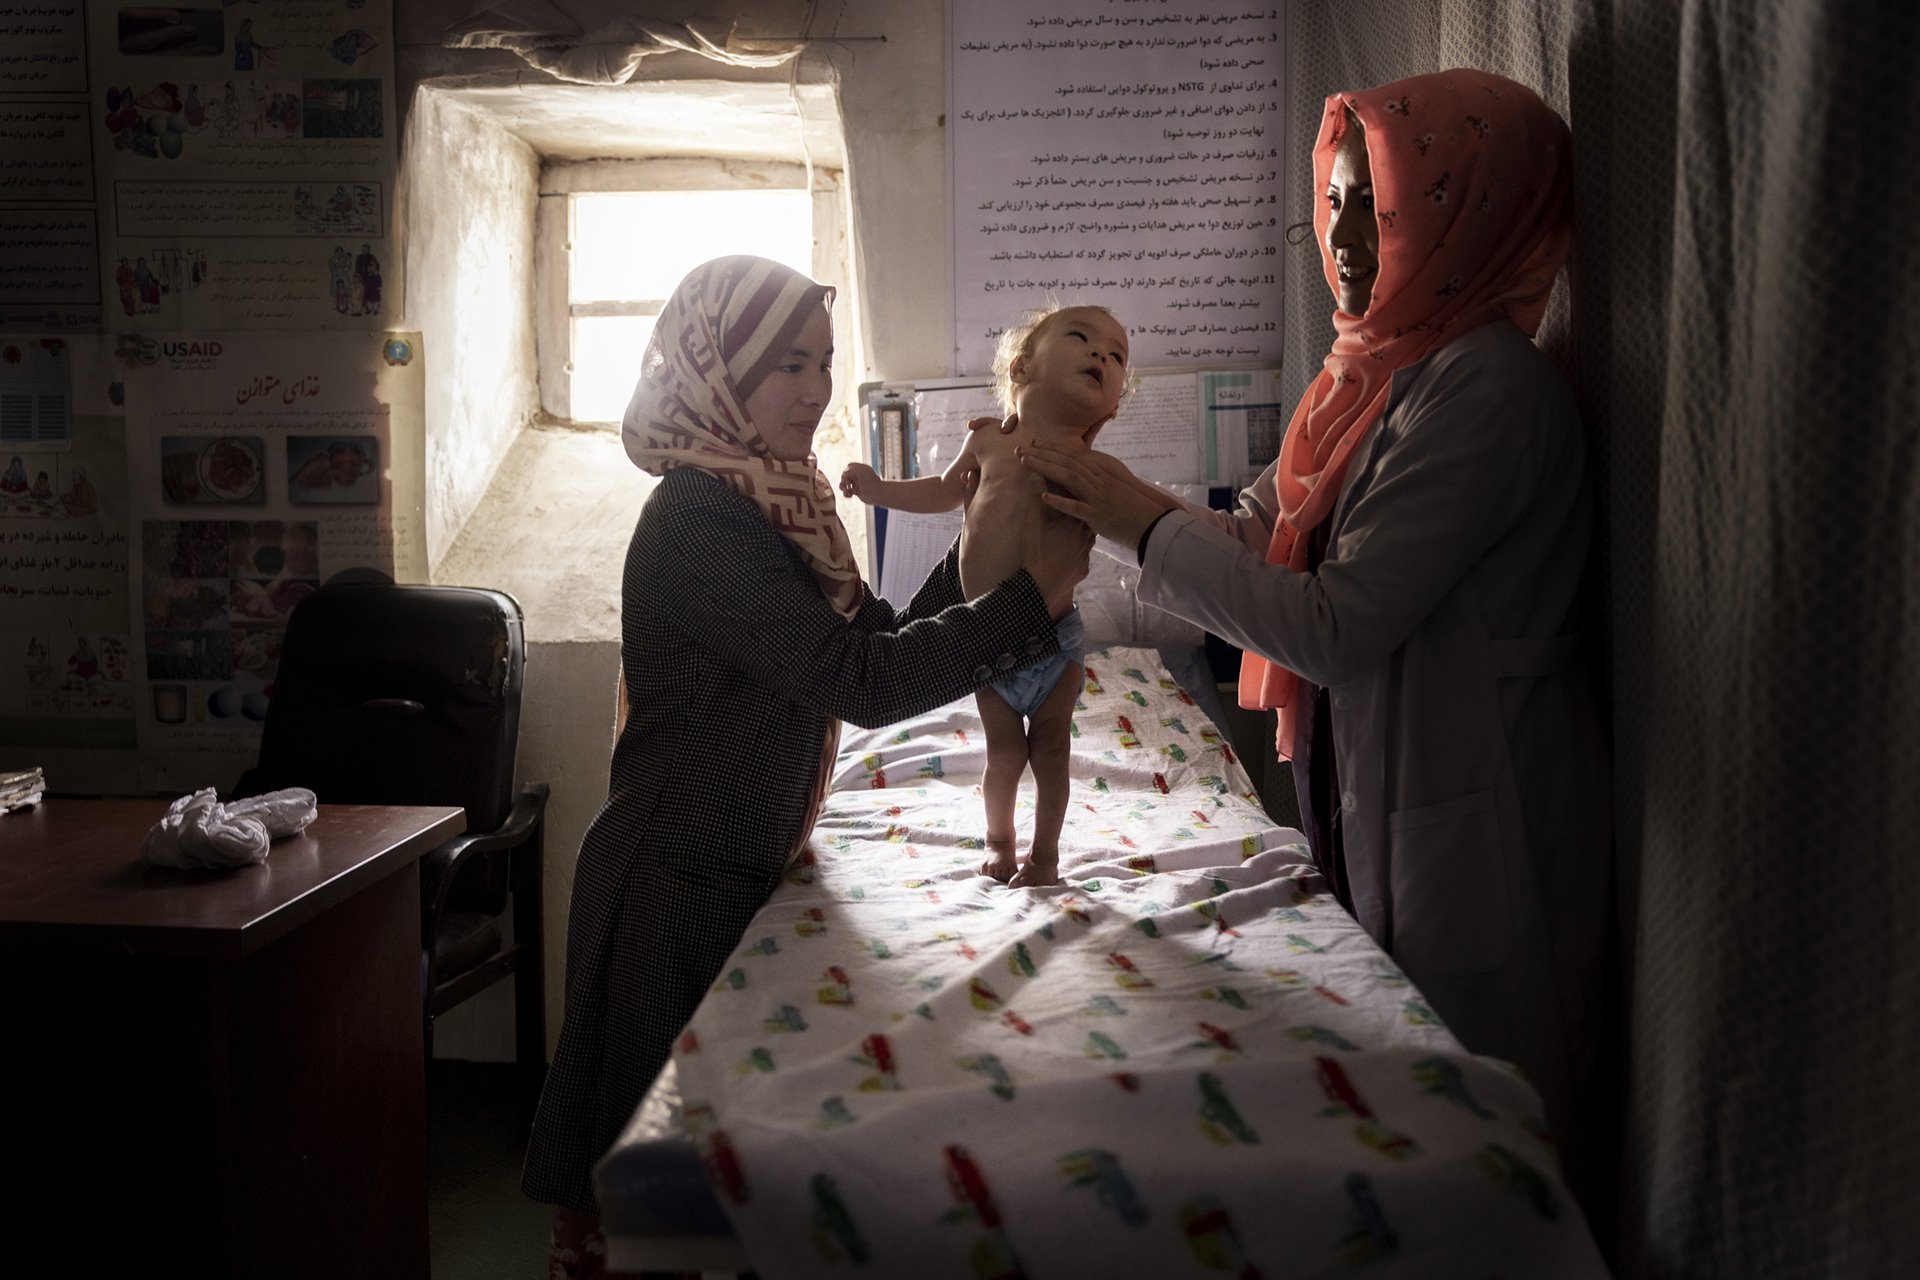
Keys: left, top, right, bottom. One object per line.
{"left": 433, "top": 423, "right": 654, "bottom": 645}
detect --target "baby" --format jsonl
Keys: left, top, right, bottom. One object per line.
{"left": 840, "top": 305, "right": 1129, "bottom": 886}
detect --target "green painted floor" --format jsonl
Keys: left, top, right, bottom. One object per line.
{"left": 429, "top": 1061, "right": 551, "bottom": 1279}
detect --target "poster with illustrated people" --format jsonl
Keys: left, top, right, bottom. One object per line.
{"left": 123, "top": 329, "right": 424, "bottom": 792}
{"left": 87, "top": 2, "right": 397, "bottom": 329}
{"left": 0, "top": 334, "right": 142, "bottom": 794}
{"left": 324, "top": 237, "right": 382, "bottom": 317}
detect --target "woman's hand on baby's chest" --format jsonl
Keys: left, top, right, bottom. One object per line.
{"left": 970, "top": 431, "right": 1087, "bottom": 512}
{"left": 969, "top": 431, "right": 1043, "bottom": 493}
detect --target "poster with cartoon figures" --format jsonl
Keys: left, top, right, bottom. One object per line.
{"left": 88, "top": 1, "right": 397, "bottom": 329}
{"left": 123, "top": 329, "right": 423, "bottom": 791}
{"left": 0, "top": 334, "right": 142, "bottom": 793}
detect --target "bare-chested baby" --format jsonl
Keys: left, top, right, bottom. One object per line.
{"left": 839, "top": 305, "right": 1129, "bottom": 887}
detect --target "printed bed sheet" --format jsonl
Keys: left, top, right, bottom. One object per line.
{"left": 669, "top": 646, "right": 1607, "bottom": 1279}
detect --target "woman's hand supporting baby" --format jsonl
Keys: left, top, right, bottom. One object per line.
{"left": 961, "top": 411, "right": 1177, "bottom": 583}
{"left": 966, "top": 411, "right": 1180, "bottom": 551}
{"left": 959, "top": 414, "right": 1094, "bottom": 616}
{"left": 1021, "top": 440, "right": 1181, "bottom": 550}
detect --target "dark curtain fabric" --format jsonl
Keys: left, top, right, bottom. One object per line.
{"left": 1285, "top": 2, "right": 1920, "bottom": 1274}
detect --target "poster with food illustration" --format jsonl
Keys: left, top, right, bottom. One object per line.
{"left": 159, "top": 435, "right": 267, "bottom": 504}
{"left": 138, "top": 519, "right": 308, "bottom": 729}
{"left": 287, "top": 435, "right": 378, "bottom": 503}
{"left": 123, "top": 330, "right": 423, "bottom": 792}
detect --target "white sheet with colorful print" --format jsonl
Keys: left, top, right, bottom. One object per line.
{"left": 671, "top": 646, "right": 1608, "bottom": 1279}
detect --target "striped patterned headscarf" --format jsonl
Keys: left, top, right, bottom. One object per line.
{"left": 622, "top": 256, "right": 863, "bottom": 618}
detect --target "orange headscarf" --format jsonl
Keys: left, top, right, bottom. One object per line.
{"left": 1239, "top": 69, "right": 1574, "bottom": 757}
{"left": 622, "top": 255, "right": 864, "bottom": 618}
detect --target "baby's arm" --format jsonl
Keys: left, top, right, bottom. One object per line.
{"left": 839, "top": 440, "right": 979, "bottom": 513}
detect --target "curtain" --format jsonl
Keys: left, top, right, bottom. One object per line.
{"left": 1286, "top": 2, "right": 1920, "bottom": 1274}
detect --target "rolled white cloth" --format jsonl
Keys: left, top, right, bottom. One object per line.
{"left": 224, "top": 787, "right": 319, "bottom": 838}
{"left": 142, "top": 786, "right": 319, "bottom": 869}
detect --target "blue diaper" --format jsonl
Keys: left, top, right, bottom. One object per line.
{"left": 988, "top": 607, "right": 1085, "bottom": 717}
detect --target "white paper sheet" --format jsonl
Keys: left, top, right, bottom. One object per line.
{"left": 1200, "top": 368, "right": 1289, "bottom": 486}
{"left": 949, "top": 1, "right": 1288, "bottom": 372}
{"left": 1106, "top": 372, "right": 1200, "bottom": 485}
{"left": 913, "top": 385, "right": 997, "bottom": 480}
{"left": 914, "top": 376, "right": 1201, "bottom": 485}
{"left": 876, "top": 509, "right": 964, "bottom": 606}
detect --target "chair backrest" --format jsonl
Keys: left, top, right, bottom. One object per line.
{"left": 247, "top": 583, "right": 525, "bottom": 832}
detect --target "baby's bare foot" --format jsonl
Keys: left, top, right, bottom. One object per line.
{"left": 980, "top": 837, "right": 1019, "bottom": 883}
{"left": 1009, "top": 855, "right": 1061, "bottom": 889}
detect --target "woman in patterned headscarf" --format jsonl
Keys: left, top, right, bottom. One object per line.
{"left": 1022, "top": 71, "right": 1612, "bottom": 1201}
{"left": 522, "top": 256, "right": 1089, "bottom": 1268}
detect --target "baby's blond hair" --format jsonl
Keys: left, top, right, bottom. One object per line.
{"left": 989, "top": 303, "right": 1130, "bottom": 416}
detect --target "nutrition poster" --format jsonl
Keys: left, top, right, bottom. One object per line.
{"left": 122, "top": 328, "right": 423, "bottom": 790}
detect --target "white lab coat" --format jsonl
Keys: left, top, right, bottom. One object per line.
{"left": 1139, "top": 319, "right": 1612, "bottom": 1158}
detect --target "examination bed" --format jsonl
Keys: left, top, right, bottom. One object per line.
{"left": 594, "top": 645, "right": 1608, "bottom": 1278}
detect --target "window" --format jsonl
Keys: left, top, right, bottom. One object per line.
{"left": 492, "top": 159, "right": 868, "bottom": 632}
{"left": 548, "top": 186, "right": 816, "bottom": 423}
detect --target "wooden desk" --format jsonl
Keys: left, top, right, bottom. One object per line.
{"left": 0, "top": 799, "right": 464, "bottom": 1277}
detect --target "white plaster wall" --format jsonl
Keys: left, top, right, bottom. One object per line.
{"left": 395, "top": 0, "right": 950, "bottom": 379}
{"left": 394, "top": 0, "right": 955, "bottom": 1059}
{"left": 428, "top": 425, "right": 650, "bottom": 1059}
{"left": 398, "top": 88, "right": 543, "bottom": 572}
{"left": 826, "top": 3, "right": 954, "bottom": 379}
{"left": 513, "top": 638, "right": 620, "bottom": 1050}
{"left": 429, "top": 635, "right": 621, "bottom": 1061}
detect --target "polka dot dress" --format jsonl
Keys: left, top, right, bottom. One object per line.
{"left": 521, "top": 468, "right": 1059, "bottom": 1212}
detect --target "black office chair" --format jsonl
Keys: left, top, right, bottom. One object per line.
{"left": 234, "top": 581, "right": 548, "bottom": 1102}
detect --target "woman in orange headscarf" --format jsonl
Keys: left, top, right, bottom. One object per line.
{"left": 522, "top": 257, "right": 1089, "bottom": 1272}
{"left": 1023, "top": 70, "right": 1612, "bottom": 1198}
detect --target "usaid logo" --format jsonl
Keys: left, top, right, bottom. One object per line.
{"left": 162, "top": 340, "right": 223, "bottom": 359}
{"left": 133, "top": 338, "right": 225, "bottom": 366}
{"left": 155, "top": 338, "right": 224, "bottom": 371}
